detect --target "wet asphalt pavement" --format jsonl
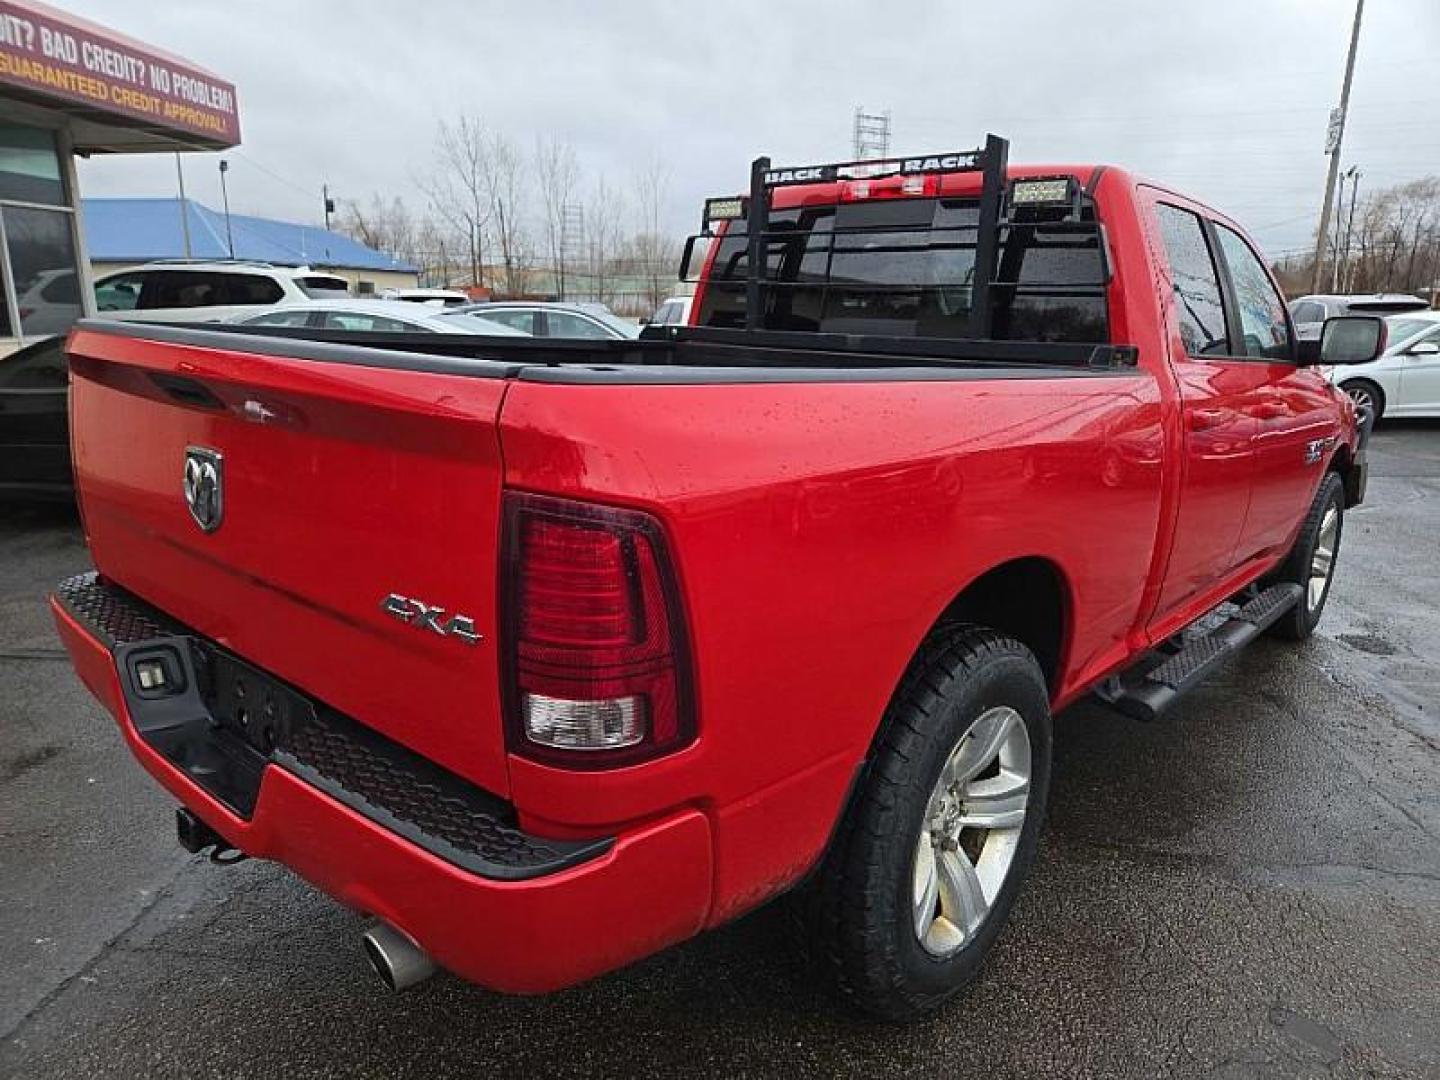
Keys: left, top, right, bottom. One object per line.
{"left": 1, "top": 424, "right": 1437, "bottom": 1079}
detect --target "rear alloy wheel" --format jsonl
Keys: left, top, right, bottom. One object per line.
{"left": 803, "top": 625, "right": 1051, "bottom": 1021}
{"left": 912, "top": 706, "right": 1032, "bottom": 957}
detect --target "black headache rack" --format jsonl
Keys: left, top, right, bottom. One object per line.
{"left": 671, "top": 133, "right": 1134, "bottom": 370}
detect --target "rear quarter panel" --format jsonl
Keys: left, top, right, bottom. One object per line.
{"left": 500, "top": 371, "right": 1166, "bottom": 922}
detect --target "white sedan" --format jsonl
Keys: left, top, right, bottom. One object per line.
{"left": 1328, "top": 312, "right": 1440, "bottom": 419}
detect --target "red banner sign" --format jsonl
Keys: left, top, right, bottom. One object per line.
{"left": 0, "top": 1, "right": 239, "bottom": 147}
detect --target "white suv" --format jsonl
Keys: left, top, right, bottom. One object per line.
{"left": 93, "top": 261, "right": 352, "bottom": 324}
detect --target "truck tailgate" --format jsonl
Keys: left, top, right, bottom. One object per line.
{"left": 66, "top": 324, "right": 515, "bottom": 797}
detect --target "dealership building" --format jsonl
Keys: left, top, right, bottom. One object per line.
{"left": 0, "top": 0, "right": 239, "bottom": 354}
{"left": 82, "top": 196, "right": 419, "bottom": 295}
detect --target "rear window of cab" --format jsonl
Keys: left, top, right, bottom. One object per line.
{"left": 696, "top": 196, "right": 1109, "bottom": 343}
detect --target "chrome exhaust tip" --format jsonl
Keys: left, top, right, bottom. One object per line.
{"left": 360, "top": 921, "right": 437, "bottom": 992}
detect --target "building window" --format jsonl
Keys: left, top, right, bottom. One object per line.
{"left": 0, "top": 123, "right": 82, "bottom": 346}
{"left": 4, "top": 206, "right": 81, "bottom": 337}
{"left": 0, "top": 125, "right": 66, "bottom": 206}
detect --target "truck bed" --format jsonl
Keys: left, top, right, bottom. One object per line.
{"left": 97, "top": 319, "right": 1139, "bottom": 381}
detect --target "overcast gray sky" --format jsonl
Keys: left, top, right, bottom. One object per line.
{"left": 65, "top": 0, "right": 1440, "bottom": 262}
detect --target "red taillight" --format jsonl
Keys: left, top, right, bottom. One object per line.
{"left": 502, "top": 492, "right": 694, "bottom": 768}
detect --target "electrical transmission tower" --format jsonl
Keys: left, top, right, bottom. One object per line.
{"left": 559, "top": 203, "right": 585, "bottom": 300}
{"left": 852, "top": 107, "right": 891, "bottom": 160}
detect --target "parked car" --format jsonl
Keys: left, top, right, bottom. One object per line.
{"left": 233, "top": 300, "right": 530, "bottom": 335}
{"left": 0, "top": 336, "right": 69, "bottom": 499}
{"left": 379, "top": 287, "right": 471, "bottom": 307}
{"left": 649, "top": 295, "right": 693, "bottom": 327}
{"left": 449, "top": 300, "right": 640, "bottom": 339}
{"left": 51, "top": 140, "right": 1377, "bottom": 1021}
{"left": 1326, "top": 311, "right": 1440, "bottom": 419}
{"left": 93, "top": 261, "right": 353, "bottom": 324}
{"left": 1290, "top": 293, "right": 1428, "bottom": 341}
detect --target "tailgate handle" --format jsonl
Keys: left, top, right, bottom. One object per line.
{"left": 150, "top": 373, "right": 224, "bottom": 411}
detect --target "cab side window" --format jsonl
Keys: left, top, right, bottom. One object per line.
{"left": 1214, "top": 225, "right": 1292, "bottom": 361}
{"left": 1154, "top": 204, "right": 1230, "bottom": 356}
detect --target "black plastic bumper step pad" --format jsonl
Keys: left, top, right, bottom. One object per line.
{"left": 53, "top": 572, "right": 611, "bottom": 880}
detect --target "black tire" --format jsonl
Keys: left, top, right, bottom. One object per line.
{"left": 1339, "top": 378, "right": 1385, "bottom": 422}
{"left": 803, "top": 625, "right": 1052, "bottom": 1021}
{"left": 1267, "top": 471, "right": 1345, "bottom": 641}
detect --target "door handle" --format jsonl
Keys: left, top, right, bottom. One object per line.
{"left": 1188, "top": 407, "right": 1229, "bottom": 431}
{"left": 1251, "top": 401, "right": 1287, "bottom": 420}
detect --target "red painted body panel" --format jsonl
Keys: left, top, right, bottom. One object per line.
{"left": 54, "top": 163, "right": 1360, "bottom": 991}
{"left": 65, "top": 329, "right": 514, "bottom": 796}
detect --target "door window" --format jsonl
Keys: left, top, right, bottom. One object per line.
{"left": 219, "top": 274, "right": 285, "bottom": 305}
{"left": 545, "top": 311, "right": 614, "bottom": 339}
{"left": 0, "top": 335, "right": 65, "bottom": 388}
{"left": 141, "top": 271, "right": 221, "bottom": 309}
{"left": 95, "top": 273, "right": 144, "bottom": 312}
{"left": 1154, "top": 204, "right": 1230, "bottom": 357}
{"left": 246, "top": 309, "right": 314, "bottom": 327}
{"left": 1290, "top": 301, "right": 1324, "bottom": 324}
{"left": 319, "top": 311, "right": 415, "bottom": 332}
{"left": 1213, "top": 225, "right": 1292, "bottom": 361}
{"left": 472, "top": 309, "right": 535, "bottom": 335}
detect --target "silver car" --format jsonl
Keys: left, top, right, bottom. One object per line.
{"left": 233, "top": 299, "right": 529, "bottom": 335}
{"left": 447, "top": 301, "right": 640, "bottom": 340}
{"left": 1289, "top": 293, "right": 1428, "bottom": 341}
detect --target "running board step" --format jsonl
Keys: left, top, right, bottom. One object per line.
{"left": 1101, "top": 583, "right": 1303, "bottom": 722}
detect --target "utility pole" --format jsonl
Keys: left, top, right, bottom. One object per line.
{"left": 1341, "top": 166, "right": 1361, "bottom": 291}
{"left": 852, "top": 107, "right": 891, "bottom": 160}
{"left": 322, "top": 183, "right": 335, "bottom": 231}
{"left": 1310, "top": 0, "right": 1364, "bottom": 293}
{"left": 1330, "top": 173, "right": 1348, "bottom": 292}
{"left": 173, "top": 153, "right": 192, "bottom": 258}
{"left": 218, "top": 159, "right": 235, "bottom": 258}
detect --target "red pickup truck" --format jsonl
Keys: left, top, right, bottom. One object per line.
{"left": 52, "top": 137, "right": 1381, "bottom": 1020}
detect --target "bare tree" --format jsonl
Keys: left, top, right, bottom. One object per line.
{"left": 629, "top": 155, "right": 678, "bottom": 311}
{"left": 420, "top": 116, "right": 491, "bottom": 288}
{"left": 337, "top": 194, "right": 416, "bottom": 261}
{"left": 536, "top": 137, "right": 579, "bottom": 299}
{"left": 1284, "top": 175, "right": 1440, "bottom": 303}
{"left": 585, "top": 174, "right": 622, "bottom": 306}
{"left": 483, "top": 131, "right": 529, "bottom": 296}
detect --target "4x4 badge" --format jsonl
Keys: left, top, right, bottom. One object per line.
{"left": 380, "top": 593, "right": 483, "bottom": 645}
{"left": 183, "top": 447, "right": 223, "bottom": 532}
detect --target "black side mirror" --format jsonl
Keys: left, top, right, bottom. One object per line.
{"left": 1299, "top": 315, "right": 1387, "bottom": 366}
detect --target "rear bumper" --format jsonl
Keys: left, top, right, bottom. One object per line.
{"left": 50, "top": 574, "right": 713, "bottom": 993}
